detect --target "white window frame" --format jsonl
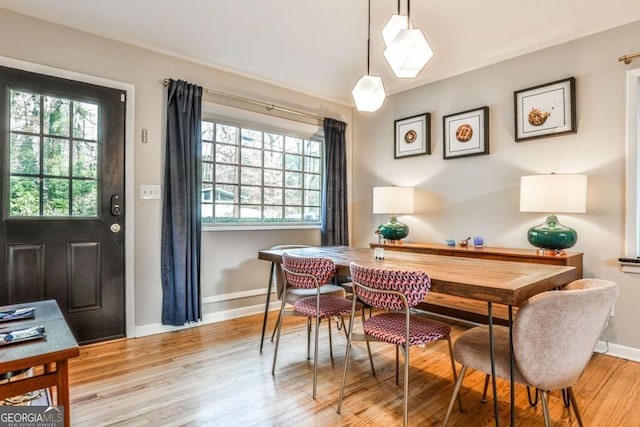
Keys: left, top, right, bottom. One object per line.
{"left": 201, "top": 102, "right": 324, "bottom": 231}
{"left": 624, "top": 68, "right": 640, "bottom": 259}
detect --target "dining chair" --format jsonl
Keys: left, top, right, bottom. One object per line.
{"left": 260, "top": 244, "right": 346, "bottom": 352}
{"left": 272, "top": 253, "right": 362, "bottom": 399}
{"left": 338, "top": 262, "right": 459, "bottom": 427}
{"left": 442, "top": 278, "right": 619, "bottom": 426}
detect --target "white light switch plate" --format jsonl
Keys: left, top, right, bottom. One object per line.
{"left": 140, "top": 184, "right": 161, "bottom": 200}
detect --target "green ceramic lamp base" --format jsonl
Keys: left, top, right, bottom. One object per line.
{"left": 378, "top": 214, "right": 409, "bottom": 241}
{"left": 527, "top": 214, "right": 577, "bottom": 251}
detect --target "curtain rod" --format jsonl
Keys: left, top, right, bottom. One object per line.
{"left": 618, "top": 51, "right": 640, "bottom": 65}
{"left": 163, "top": 79, "right": 323, "bottom": 122}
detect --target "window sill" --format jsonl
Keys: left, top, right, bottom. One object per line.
{"left": 202, "top": 224, "right": 321, "bottom": 232}
{"left": 619, "top": 257, "right": 640, "bottom": 273}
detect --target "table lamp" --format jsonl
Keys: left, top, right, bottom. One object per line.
{"left": 520, "top": 174, "right": 587, "bottom": 253}
{"left": 373, "top": 186, "right": 414, "bottom": 241}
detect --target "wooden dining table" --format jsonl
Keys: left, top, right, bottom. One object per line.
{"left": 258, "top": 246, "right": 578, "bottom": 426}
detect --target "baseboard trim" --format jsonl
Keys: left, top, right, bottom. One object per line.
{"left": 594, "top": 340, "right": 640, "bottom": 362}
{"left": 134, "top": 301, "right": 279, "bottom": 338}
{"left": 202, "top": 288, "right": 274, "bottom": 304}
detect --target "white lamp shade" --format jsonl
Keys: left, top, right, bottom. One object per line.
{"left": 373, "top": 187, "right": 415, "bottom": 214}
{"left": 381, "top": 14, "right": 409, "bottom": 47}
{"left": 520, "top": 174, "right": 587, "bottom": 213}
{"left": 383, "top": 28, "right": 433, "bottom": 79}
{"left": 352, "top": 74, "right": 386, "bottom": 112}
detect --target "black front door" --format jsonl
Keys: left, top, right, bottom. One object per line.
{"left": 0, "top": 66, "right": 126, "bottom": 344}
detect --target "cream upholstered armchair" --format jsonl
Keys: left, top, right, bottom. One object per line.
{"left": 442, "top": 278, "right": 618, "bottom": 426}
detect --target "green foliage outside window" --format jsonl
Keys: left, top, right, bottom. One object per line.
{"left": 8, "top": 89, "right": 99, "bottom": 218}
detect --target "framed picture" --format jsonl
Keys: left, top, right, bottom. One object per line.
{"left": 514, "top": 77, "right": 576, "bottom": 142}
{"left": 394, "top": 113, "right": 430, "bottom": 158}
{"left": 443, "top": 106, "right": 489, "bottom": 159}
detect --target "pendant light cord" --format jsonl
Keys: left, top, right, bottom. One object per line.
{"left": 407, "top": 0, "right": 411, "bottom": 29}
{"left": 367, "top": 0, "right": 371, "bottom": 75}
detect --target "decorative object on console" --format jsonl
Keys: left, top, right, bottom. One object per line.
{"left": 373, "top": 186, "right": 414, "bottom": 241}
{"left": 458, "top": 237, "right": 471, "bottom": 247}
{"left": 382, "top": 0, "right": 433, "bottom": 78}
{"left": 443, "top": 107, "right": 489, "bottom": 159}
{"left": 394, "top": 113, "right": 430, "bottom": 158}
{"left": 520, "top": 173, "right": 587, "bottom": 253}
{"left": 352, "top": 0, "right": 386, "bottom": 112}
{"left": 514, "top": 77, "right": 576, "bottom": 141}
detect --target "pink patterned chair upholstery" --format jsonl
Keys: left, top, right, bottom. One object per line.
{"left": 337, "top": 262, "right": 458, "bottom": 427}
{"left": 272, "top": 254, "right": 362, "bottom": 399}
{"left": 442, "top": 278, "right": 619, "bottom": 427}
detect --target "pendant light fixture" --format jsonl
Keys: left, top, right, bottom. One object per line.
{"left": 383, "top": 0, "right": 433, "bottom": 79}
{"left": 352, "top": 0, "right": 386, "bottom": 112}
{"left": 381, "top": 0, "right": 409, "bottom": 47}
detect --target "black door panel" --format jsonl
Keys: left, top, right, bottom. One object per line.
{"left": 0, "top": 66, "right": 125, "bottom": 344}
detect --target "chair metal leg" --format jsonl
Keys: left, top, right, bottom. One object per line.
{"left": 328, "top": 317, "right": 333, "bottom": 360}
{"left": 482, "top": 374, "right": 490, "bottom": 403}
{"left": 562, "top": 388, "right": 570, "bottom": 407}
{"left": 540, "top": 390, "right": 552, "bottom": 427}
{"left": 271, "top": 297, "right": 287, "bottom": 375}
{"left": 307, "top": 317, "right": 312, "bottom": 359}
{"left": 361, "top": 309, "right": 375, "bottom": 376}
{"left": 403, "top": 342, "right": 410, "bottom": 427}
{"left": 446, "top": 335, "right": 463, "bottom": 412}
{"left": 395, "top": 344, "right": 400, "bottom": 385}
{"left": 270, "top": 314, "right": 279, "bottom": 342}
{"left": 312, "top": 314, "right": 320, "bottom": 399}
{"left": 527, "top": 386, "right": 539, "bottom": 407}
{"left": 338, "top": 297, "right": 359, "bottom": 414}
{"left": 567, "top": 387, "right": 585, "bottom": 427}
{"left": 443, "top": 365, "right": 468, "bottom": 427}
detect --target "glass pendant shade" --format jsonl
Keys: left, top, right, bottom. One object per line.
{"left": 352, "top": 74, "right": 386, "bottom": 112}
{"left": 383, "top": 28, "right": 433, "bottom": 78}
{"left": 381, "top": 14, "right": 409, "bottom": 47}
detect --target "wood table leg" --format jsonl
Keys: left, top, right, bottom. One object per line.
{"left": 56, "top": 360, "right": 71, "bottom": 427}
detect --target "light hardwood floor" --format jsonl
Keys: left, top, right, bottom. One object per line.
{"left": 68, "top": 311, "right": 640, "bottom": 426}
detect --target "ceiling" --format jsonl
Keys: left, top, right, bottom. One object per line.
{"left": 1, "top": 0, "right": 639, "bottom": 106}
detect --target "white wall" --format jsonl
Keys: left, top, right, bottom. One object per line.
{"left": 0, "top": 9, "right": 352, "bottom": 333}
{"left": 352, "top": 20, "right": 640, "bottom": 351}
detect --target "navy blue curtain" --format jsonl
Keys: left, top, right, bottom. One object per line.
{"left": 161, "top": 79, "right": 203, "bottom": 326}
{"left": 322, "top": 118, "right": 349, "bottom": 246}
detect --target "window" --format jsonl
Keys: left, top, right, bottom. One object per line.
{"left": 624, "top": 67, "right": 640, "bottom": 262}
{"left": 7, "top": 89, "right": 99, "bottom": 218}
{"left": 201, "top": 119, "right": 323, "bottom": 227}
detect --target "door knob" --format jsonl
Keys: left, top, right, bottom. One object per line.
{"left": 110, "top": 223, "right": 121, "bottom": 233}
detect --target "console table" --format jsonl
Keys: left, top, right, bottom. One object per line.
{"left": 370, "top": 242, "right": 583, "bottom": 325}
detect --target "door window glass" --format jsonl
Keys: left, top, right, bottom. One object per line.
{"left": 8, "top": 89, "right": 99, "bottom": 217}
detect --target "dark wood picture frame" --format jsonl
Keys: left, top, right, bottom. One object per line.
{"left": 443, "top": 106, "right": 489, "bottom": 159}
{"left": 394, "top": 113, "right": 431, "bottom": 159}
{"left": 514, "top": 77, "right": 576, "bottom": 142}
